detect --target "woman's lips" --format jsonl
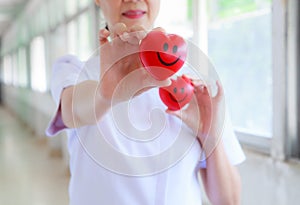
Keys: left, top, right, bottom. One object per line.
{"left": 122, "top": 10, "right": 146, "bottom": 19}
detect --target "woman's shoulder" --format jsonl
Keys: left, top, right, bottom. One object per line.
{"left": 52, "top": 55, "right": 100, "bottom": 77}
{"left": 53, "top": 54, "right": 84, "bottom": 69}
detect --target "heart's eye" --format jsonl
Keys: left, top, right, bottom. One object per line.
{"left": 173, "top": 45, "right": 178, "bottom": 53}
{"left": 181, "top": 87, "right": 184, "bottom": 93}
{"left": 173, "top": 87, "right": 177, "bottom": 93}
{"left": 163, "top": 43, "right": 169, "bottom": 51}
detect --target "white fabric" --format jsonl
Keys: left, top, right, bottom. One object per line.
{"left": 46, "top": 55, "right": 245, "bottom": 205}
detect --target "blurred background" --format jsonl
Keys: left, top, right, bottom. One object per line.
{"left": 0, "top": 0, "right": 299, "bottom": 204}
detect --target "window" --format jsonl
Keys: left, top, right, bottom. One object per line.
{"left": 78, "top": 12, "right": 93, "bottom": 60}
{"left": 65, "top": 0, "right": 78, "bottom": 17}
{"left": 17, "top": 47, "right": 28, "bottom": 87}
{"left": 12, "top": 52, "right": 18, "bottom": 87}
{"left": 157, "top": 0, "right": 273, "bottom": 139}
{"left": 67, "top": 20, "right": 77, "bottom": 55}
{"left": 2, "top": 55, "right": 13, "bottom": 85}
{"left": 78, "top": 0, "right": 90, "bottom": 10}
{"left": 156, "top": 0, "right": 193, "bottom": 38}
{"left": 49, "top": 26, "right": 68, "bottom": 62}
{"left": 30, "top": 36, "right": 47, "bottom": 92}
{"left": 206, "top": 0, "right": 273, "bottom": 137}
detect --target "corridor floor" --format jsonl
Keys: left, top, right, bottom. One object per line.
{"left": 0, "top": 106, "right": 69, "bottom": 205}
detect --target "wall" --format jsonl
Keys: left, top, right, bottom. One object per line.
{"left": 2, "top": 85, "right": 69, "bottom": 167}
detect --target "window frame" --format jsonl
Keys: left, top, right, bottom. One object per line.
{"left": 286, "top": 0, "right": 300, "bottom": 158}
{"left": 271, "top": 0, "right": 299, "bottom": 160}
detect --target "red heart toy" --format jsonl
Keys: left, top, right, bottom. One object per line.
{"left": 140, "top": 30, "right": 187, "bottom": 80}
{"left": 159, "top": 75, "right": 194, "bottom": 111}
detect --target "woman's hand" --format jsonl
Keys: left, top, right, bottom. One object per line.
{"left": 98, "top": 23, "right": 170, "bottom": 106}
{"left": 167, "top": 76, "right": 225, "bottom": 154}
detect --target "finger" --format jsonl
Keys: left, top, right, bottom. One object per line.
{"left": 215, "top": 80, "right": 224, "bottom": 100}
{"left": 129, "top": 25, "right": 147, "bottom": 40}
{"left": 99, "top": 29, "right": 110, "bottom": 45}
{"left": 110, "top": 23, "right": 128, "bottom": 39}
{"left": 147, "top": 77, "right": 172, "bottom": 88}
{"left": 138, "top": 70, "right": 171, "bottom": 88}
{"left": 119, "top": 32, "right": 141, "bottom": 45}
{"left": 181, "top": 74, "right": 205, "bottom": 88}
{"left": 119, "top": 32, "right": 131, "bottom": 42}
{"left": 119, "top": 26, "right": 147, "bottom": 45}
{"left": 152, "top": 27, "right": 166, "bottom": 33}
{"left": 191, "top": 79, "right": 205, "bottom": 87}
{"left": 194, "top": 84, "right": 209, "bottom": 95}
{"left": 126, "top": 35, "right": 142, "bottom": 45}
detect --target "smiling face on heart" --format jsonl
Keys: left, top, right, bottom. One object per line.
{"left": 139, "top": 31, "right": 187, "bottom": 80}
{"left": 159, "top": 76, "right": 194, "bottom": 111}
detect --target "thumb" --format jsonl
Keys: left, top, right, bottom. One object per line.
{"left": 152, "top": 27, "right": 166, "bottom": 33}
{"left": 142, "top": 74, "right": 172, "bottom": 88}
{"left": 166, "top": 109, "right": 182, "bottom": 120}
{"left": 99, "top": 28, "right": 110, "bottom": 46}
{"left": 154, "top": 78, "right": 172, "bottom": 87}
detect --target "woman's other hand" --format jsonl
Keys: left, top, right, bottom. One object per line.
{"left": 167, "top": 77, "right": 225, "bottom": 154}
{"left": 98, "top": 23, "right": 170, "bottom": 105}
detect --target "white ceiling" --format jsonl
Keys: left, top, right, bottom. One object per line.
{"left": 0, "top": 0, "right": 28, "bottom": 37}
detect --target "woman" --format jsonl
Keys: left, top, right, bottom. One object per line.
{"left": 46, "top": 0, "right": 245, "bottom": 204}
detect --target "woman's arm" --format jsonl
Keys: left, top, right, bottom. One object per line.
{"left": 167, "top": 80, "right": 242, "bottom": 204}
{"left": 60, "top": 24, "right": 170, "bottom": 128}
{"left": 199, "top": 142, "right": 241, "bottom": 205}
{"left": 60, "top": 81, "right": 110, "bottom": 128}
{"left": 197, "top": 82, "right": 242, "bottom": 204}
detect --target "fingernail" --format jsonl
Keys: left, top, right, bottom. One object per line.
{"left": 165, "top": 79, "right": 172, "bottom": 86}
{"left": 137, "top": 31, "right": 147, "bottom": 39}
{"left": 100, "top": 29, "right": 109, "bottom": 37}
{"left": 200, "top": 85, "right": 204, "bottom": 92}
{"left": 119, "top": 32, "right": 129, "bottom": 41}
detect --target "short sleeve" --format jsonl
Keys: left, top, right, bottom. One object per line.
{"left": 197, "top": 109, "right": 246, "bottom": 169}
{"left": 45, "top": 55, "right": 84, "bottom": 137}
{"left": 221, "top": 111, "right": 246, "bottom": 164}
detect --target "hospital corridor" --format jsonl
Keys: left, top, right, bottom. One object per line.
{"left": 1, "top": 0, "right": 300, "bottom": 204}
